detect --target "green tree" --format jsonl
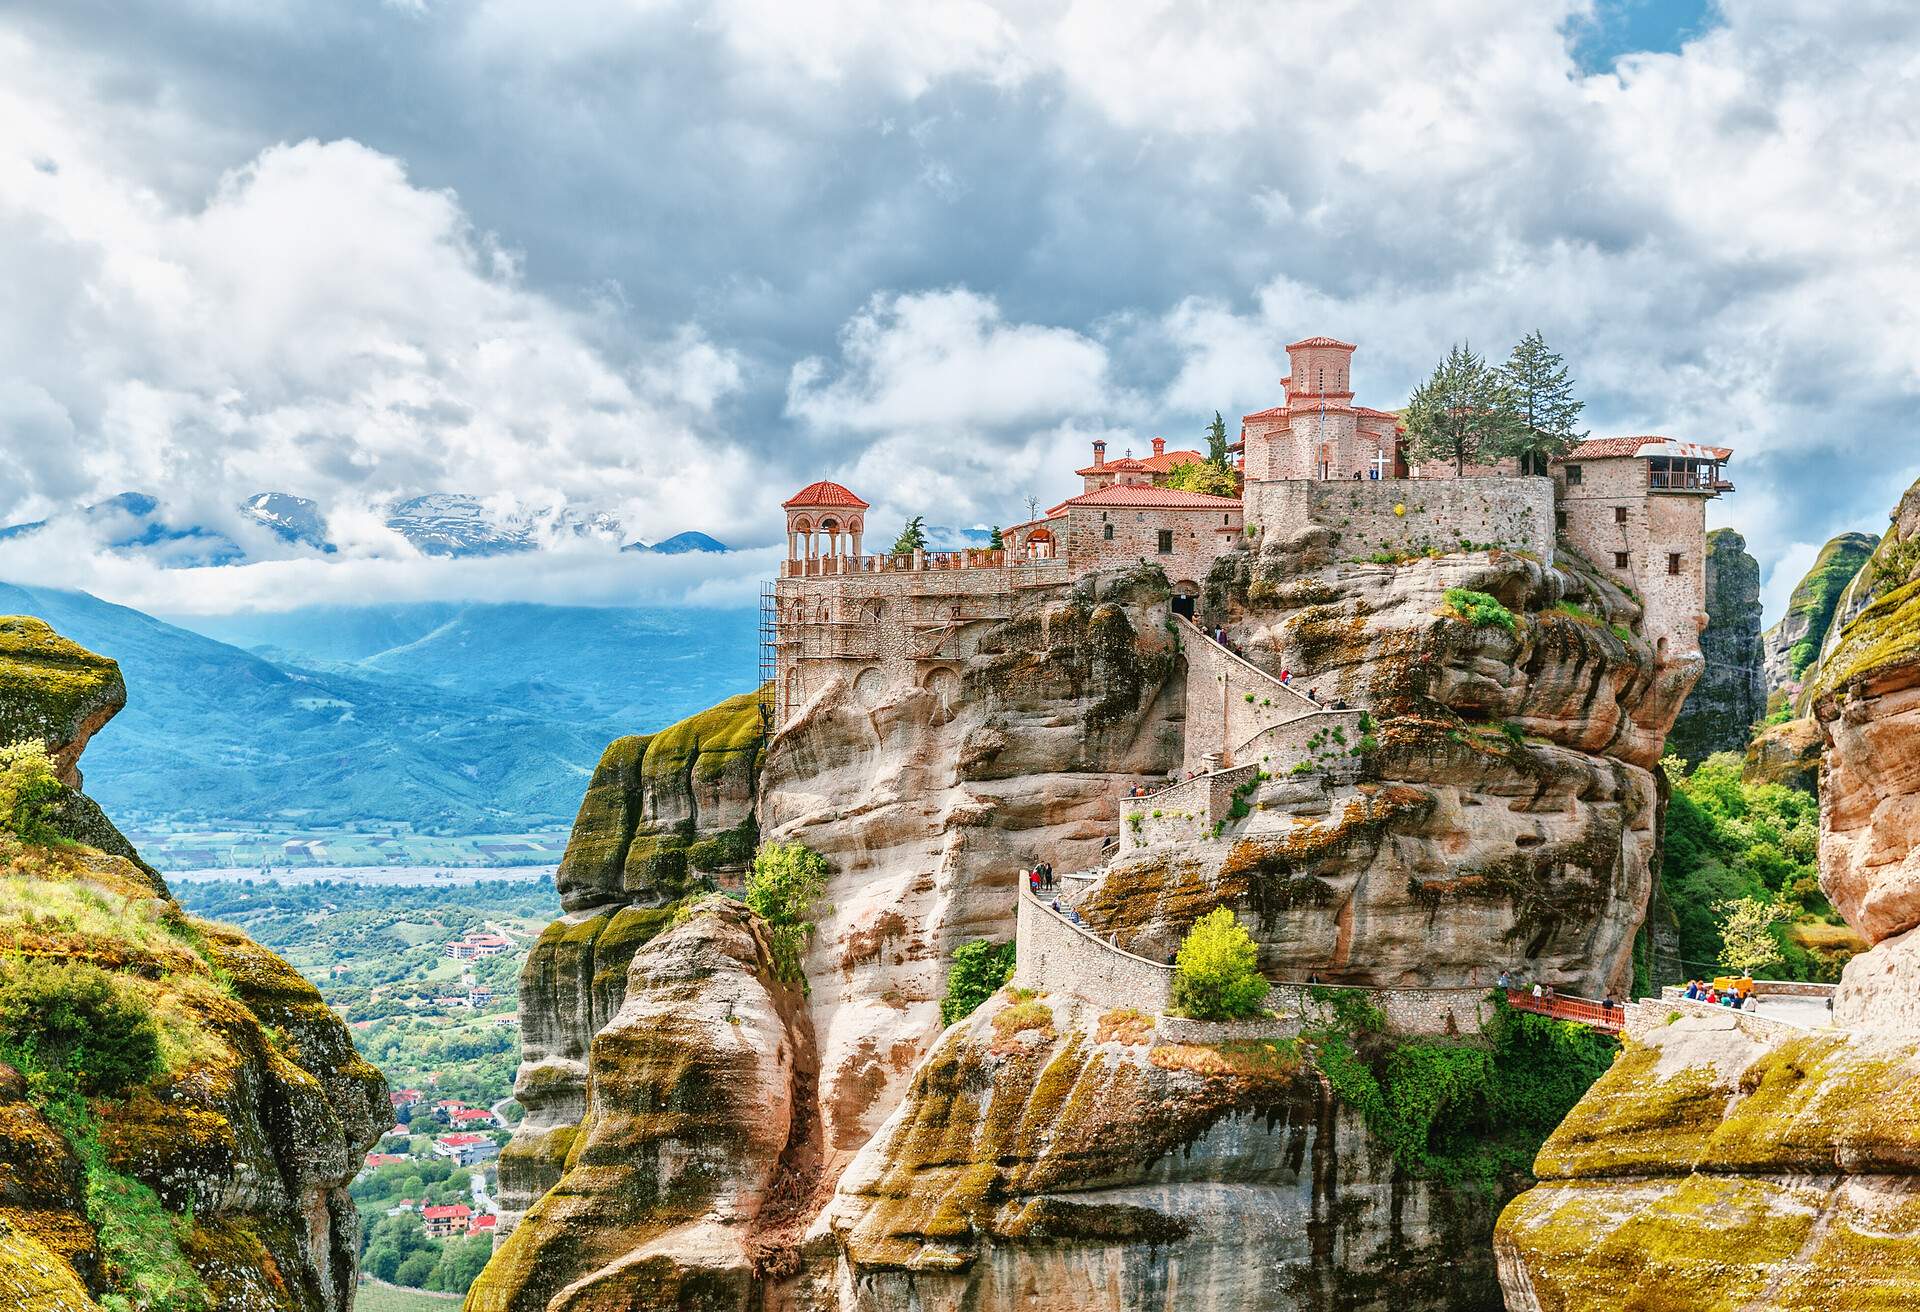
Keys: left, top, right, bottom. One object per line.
{"left": 745, "top": 841, "right": 830, "bottom": 985}
{"left": 0, "top": 740, "right": 63, "bottom": 843}
{"left": 988, "top": 525, "right": 1005, "bottom": 550}
{"left": 1171, "top": 908, "right": 1268, "bottom": 1020}
{"left": 1494, "top": 331, "right": 1586, "bottom": 474}
{"left": 1205, "top": 411, "right": 1230, "bottom": 466}
{"left": 394, "top": 1248, "right": 438, "bottom": 1287}
{"left": 427, "top": 1233, "right": 496, "bottom": 1293}
{"left": 940, "top": 939, "right": 1015, "bottom": 1025}
{"left": 1716, "top": 895, "right": 1791, "bottom": 976}
{"left": 1404, "top": 341, "right": 1513, "bottom": 476}
{"left": 1164, "top": 460, "right": 1239, "bottom": 497}
{"left": 891, "top": 516, "right": 928, "bottom": 554}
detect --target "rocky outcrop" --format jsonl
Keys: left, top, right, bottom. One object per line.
{"left": 1742, "top": 714, "right": 1822, "bottom": 793}
{"left": 0, "top": 617, "right": 387, "bottom": 1312}
{"left": 1081, "top": 541, "right": 1682, "bottom": 1000}
{"left": 822, "top": 990, "right": 1504, "bottom": 1312}
{"left": 0, "top": 615, "right": 126, "bottom": 788}
{"left": 1496, "top": 1013, "right": 1920, "bottom": 1310}
{"left": 1498, "top": 479, "right": 1920, "bottom": 1308}
{"left": 468, "top": 898, "right": 813, "bottom": 1312}
{"left": 497, "top": 693, "right": 762, "bottom": 1235}
{"left": 1761, "top": 529, "right": 1877, "bottom": 696}
{"left": 1668, "top": 528, "right": 1764, "bottom": 762}
{"left": 1809, "top": 482, "right": 1920, "bottom": 949}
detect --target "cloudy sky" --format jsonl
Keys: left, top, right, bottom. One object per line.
{"left": 1, "top": 0, "right": 1915, "bottom": 620}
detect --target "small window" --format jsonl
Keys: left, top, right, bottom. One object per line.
{"left": 1614, "top": 506, "right": 1628, "bottom": 524}
{"left": 1555, "top": 509, "right": 1567, "bottom": 531}
{"left": 1668, "top": 552, "right": 1682, "bottom": 576}
{"left": 1157, "top": 529, "right": 1174, "bottom": 554}
{"left": 1103, "top": 523, "right": 1114, "bottom": 541}
{"left": 1614, "top": 551, "right": 1630, "bottom": 569}
{"left": 1566, "top": 465, "right": 1583, "bottom": 485}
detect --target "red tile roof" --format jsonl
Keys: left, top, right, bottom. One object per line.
{"left": 782, "top": 480, "right": 869, "bottom": 510}
{"left": 1241, "top": 406, "right": 1287, "bottom": 422}
{"left": 436, "top": 1133, "right": 490, "bottom": 1147}
{"left": 468, "top": 1215, "right": 498, "bottom": 1230}
{"left": 1286, "top": 336, "right": 1356, "bottom": 351}
{"left": 1140, "top": 448, "right": 1206, "bottom": 473}
{"left": 1047, "top": 484, "right": 1243, "bottom": 515}
{"left": 1561, "top": 436, "right": 1734, "bottom": 462}
{"left": 423, "top": 1204, "right": 472, "bottom": 1222}
{"left": 451, "top": 1109, "right": 496, "bottom": 1123}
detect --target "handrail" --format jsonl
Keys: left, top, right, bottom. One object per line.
{"left": 1505, "top": 988, "right": 1624, "bottom": 1030}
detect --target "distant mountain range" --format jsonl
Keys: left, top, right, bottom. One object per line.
{"left": 0, "top": 491, "right": 731, "bottom": 563}
{"left": 0, "top": 581, "right": 759, "bottom": 833}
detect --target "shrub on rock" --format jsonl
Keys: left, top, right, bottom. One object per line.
{"left": 1172, "top": 908, "right": 1268, "bottom": 1021}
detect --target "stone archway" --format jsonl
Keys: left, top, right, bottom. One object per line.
{"left": 852, "top": 666, "right": 887, "bottom": 709}
{"left": 1172, "top": 580, "right": 1200, "bottom": 620}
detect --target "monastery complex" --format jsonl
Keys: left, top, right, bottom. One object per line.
{"left": 768, "top": 335, "right": 1733, "bottom": 733}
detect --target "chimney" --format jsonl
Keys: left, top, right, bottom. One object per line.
{"left": 1092, "top": 440, "right": 1106, "bottom": 468}
{"left": 1152, "top": 436, "right": 1165, "bottom": 457}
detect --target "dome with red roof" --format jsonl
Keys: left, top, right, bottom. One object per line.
{"left": 782, "top": 480, "right": 870, "bottom": 510}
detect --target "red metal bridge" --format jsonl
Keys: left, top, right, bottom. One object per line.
{"left": 1505, "top": 988, "right": 1625, "bottom": 1033}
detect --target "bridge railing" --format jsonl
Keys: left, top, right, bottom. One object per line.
{"left": 1505, "top": 988, "right": 1624, "bottom": 1032}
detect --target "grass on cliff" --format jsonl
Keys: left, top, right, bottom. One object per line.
{"left": 0, "top": 955, "right": 209, "bottom": 1312}
{"left": 1441, "top": 588, "right": 1517, "bottom": 634}
{"left": 1305, "top": 991, "right": 1616, "bottom": 1187}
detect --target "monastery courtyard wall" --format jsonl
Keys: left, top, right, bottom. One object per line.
{"left": 1245, "top": 476, "right": 1556, "bottom": 562}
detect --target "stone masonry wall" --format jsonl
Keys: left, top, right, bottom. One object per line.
{"left": 1243, "top": 476, "right": 1556, "bottom": 563}
{"left": 1015, "top": 885, "right": 1175, "bottom": 1011}
{"left": 1061, "top": 503, "right": 1241, "bottom": 591}
{"left": 1118, "top": 764, "right": 1260, "bottom": 855}
{"left": 1176, "top": 616, "right": 1322, "bottom": 771}
{"left": 1017, "top": 887, "right": 1495, "bottom": 1036}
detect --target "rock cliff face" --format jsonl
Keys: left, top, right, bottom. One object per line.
{"left": 821, "top": 990, "right": 1502, "bottom": 1312}
{"left": 1761, "top": 530, "right": 1877, "bottom": 696}
{"left": 1667, "top": 528, "right": 1764, "bottom": 762}
{"left": 495, "top": 692, "right": 763, "bottom": 1236}
{"left": 480, "top": 534, "right": 1693, "bottom": 1310}
{"left": 1498, "top": 479, "right": 1920, "bottom": 1308}
{"left": 0, "top": 616, "right": 388, "bottom": 1312}
{"left": 1093, "top": 540, "right": 1683, "bottom": 1000}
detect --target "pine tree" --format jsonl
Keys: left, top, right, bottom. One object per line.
{"left": 1496, "top": 331, "right": 1587, "bottom": 474}
{"left": 988, "top": 525, "right": 1004, "bottom": 550}
{"left": 1205, "top": 411, "right": 1230, "bottom": 467}
{"left": 891, "top": 515, "right": 927, "bottom": 555}
{"left": 1404, "top": 342, "right": 1512, "bottom": 476}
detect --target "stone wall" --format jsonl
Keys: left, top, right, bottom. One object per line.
{"left": 1017, "top": 888, "right": 1495, "bottom": 1037}
{"left": 1118, "top": 764, "right": 1259, "bottom": 855}
{"left": 1243, "top": 476, "right": 1556, "bottom": 563}
{"left": 1621, "top": 995, "right": 1806, "bottom": 1043}
{"left": 1015, "top": 885, "right": 1174, "bottom": 1011}
{"left": 1233, "top": 707, "right": 1369, "bottom": 777}
{"left": 1061, "top": 502, "right": 1241, "bottom": 591}
{"left": 1175, "top": 615, "right": 1323, "bottom": 770}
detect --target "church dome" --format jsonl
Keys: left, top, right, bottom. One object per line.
{"left": 782, "top": 480, "right": 870, "bottom": 510}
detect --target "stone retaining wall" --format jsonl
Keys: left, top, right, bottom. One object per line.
{"left": 1244, "top": 476, "right": 1556, "bottom": 563}
{"left": 1623, "top": 996, "right": 1806, "bottom": 1043}
{"left": 1234, "top": 709, "right": 1369, "bottom": 778}
{"left": 1175, "top": 616, "right": 1320, "bottom": 773}
{"left": 1014, "top": 887, "right": 1173, "bottom": 1012}
{"left": 1017, "top": 889, "right": 1494, "bottom": 1037}
{"left": 1119, "top": 765, "right": 1259, "bottom": 855}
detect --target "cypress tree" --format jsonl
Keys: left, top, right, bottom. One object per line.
{"left": 1497, "top": 330, "right": 1587, "bottom": 474}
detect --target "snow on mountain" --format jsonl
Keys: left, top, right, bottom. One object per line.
{"left": 238, "top": 492, "right": 333, "bottom": 551}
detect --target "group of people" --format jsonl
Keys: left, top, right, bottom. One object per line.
{"left": 1024, "top": 861, "right": 1056, "bottom": 897}
{"left": 1682, "top": 979, "right": 1760, "bottom": 1011}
